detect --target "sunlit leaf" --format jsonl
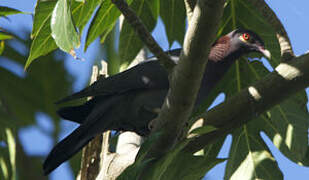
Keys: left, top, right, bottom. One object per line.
{"left": 51, "top": 0, "right": 80, "bottom": 56}
{"left": 26, "top": 0, "right": 57, "bottom": 69}
{"left": 225, "top": 119, "right": 283, "bottom": 180}
{"left": 71, "top": 0, "right": 102, "bottom": 34}
{"left": 27, "top": 0, "right": 95, "bottom": 69}
{"left": 31, "top": 1, "right": 56, "bottom": 39}
{"left": 85, "top": 0, "right": 133, "bottom": 50}
{"left": 0, "top": 157, "right": 9, "bottom": 180}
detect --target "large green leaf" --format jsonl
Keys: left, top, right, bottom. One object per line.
{"left": 26, "top": 0, "right": 99, "bottom": 69}
{"left": 71, "top": 0, "right": 102, "bottom": 34}
{"left": 118, "top": 0, "right": 158, "bottom": 68}
{"left": 85, "top": 0, "right": 133, "bottom": 50}
{"left": 26, "top": 0, "right": 57, "bottom": 69}
{"left": 160, "top": 0, "right": 186, "bottom": 46}
{"left": 51, "top": 0, "right": 80, "bottom": 56}
{"left": 226, "top": 119, "right": 283, "bottom": 180}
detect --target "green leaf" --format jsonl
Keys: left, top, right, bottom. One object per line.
{"left": 136, "top": 139, "right": 225, "bottom": 180}
{"left": 31, "top": 1, "right": 57, "bottom": 38}
{"left": 85, "top": 0, "right": 133, "bottom": 50}
{"left": 51, "top": 0, "right": 80, "bottom": 56}
{"left": 102, "top": 27, "right": 121, "bottom": 75}
{"left": 160, "top": 0, "right": 186, "bottom": 45}
{"left": 225, "top": 120, "right": 283, "bottom": 180}
{"left": 147, "top": 0, "right": 159, "bottom": 18}
{"left": 0, "top": 31, "right": 14, "bottom": 55}
{"left": 0, "top": 31, "right": 13, "bottom": 40}
{"left": 5, "top": 128, "right": 16, "bottom": 180}
{"left": 189, "top": 125, "right": 217, "bottom": 135}
{"left": 26, "top": 0, "right": 86, "bottom": 69}
{"left": 119, "top": 0, "right": 158, "bottom": 68}
{"left": 203, "top": 136, "right": 227, "bottom": 159}
{"left": 143, "top": 140, "right": 190, "bottom": 179}
{"left": 26, "top": 0, "right": 57, "bottom": 69}
{"left": 117, "top": 158, "right": 154, "bottom": 180}
{"left": 71, "top": 0, "right": 102, "bottom": 34}
{"left": 161, "top": 154, "right": 225, "bottom": 180}
{"left": 0, "top": 6, "right": 23, "bottom": 16}
{"left": 0, "top": 41, "right": 4, "bottom": 55}
{"left": 0, "top": 156, "right": 9, "bottom": 180}
{"left": 117, "top": 132, "right": 162, "bottom": 180}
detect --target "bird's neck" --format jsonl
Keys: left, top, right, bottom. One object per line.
{"left": 194, "top": 44, "right": 247, "bottom": 107}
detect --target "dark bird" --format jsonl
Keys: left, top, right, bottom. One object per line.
{"left": 43, "top": 29, "right": 271, "bottom": 175}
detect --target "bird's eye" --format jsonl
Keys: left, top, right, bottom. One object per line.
{"left": 242, "top": 33, "right": 250, "bottom": 41}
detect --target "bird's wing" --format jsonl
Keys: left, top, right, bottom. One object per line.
{"left": 56, "top": 60, "right": 170, "bottom": 104}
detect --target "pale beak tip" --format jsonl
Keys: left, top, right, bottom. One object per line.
{"left": 260, "top": 48, "right": 271, "bottom": 59}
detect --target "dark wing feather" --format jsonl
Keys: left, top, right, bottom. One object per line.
{"left": 56, "top": 60, "right": 170, "bottom": 104}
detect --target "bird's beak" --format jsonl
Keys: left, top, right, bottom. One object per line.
{"left": 258, "top": 47, "right": 271, "bottom": 59}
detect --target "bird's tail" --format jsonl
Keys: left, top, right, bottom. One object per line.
{"left": 43, "top": 125, "right": 94, "bottom": 175}
{"left": 44, "top": 96, "right": 119, "bottom": 175}
{"left": 57, "top": 98, "right": 97, "bottom": 124}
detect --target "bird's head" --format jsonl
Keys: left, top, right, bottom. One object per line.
{"left": 227, "top": 29, "right": 271, "bottom": 59}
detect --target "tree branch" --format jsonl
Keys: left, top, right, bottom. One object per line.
{"left": 184, "top": 53, "right": 309, "bottom": 153}
{"left": 79, "top": 65, "right": 105, "bottom": 180}
{"left": 111, "top": 0, "right": 175, "bottom": 72}
{"left": 147, "top": 0, "right": 226, "bottom": 159}
{"left": 184, "top": 0, "right": 196, "bottom": 22}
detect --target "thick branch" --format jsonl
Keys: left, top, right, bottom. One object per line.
{"left": 147, "top": 0, "right": 226, "bottom": 159}
{"left": 184, "top": 53, "right": 309, "bottom": 153}
{"left": 111, "top": 0, "right": 175, "bottom": 72}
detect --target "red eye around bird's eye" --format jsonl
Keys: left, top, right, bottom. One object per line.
{"left": 243, "top": 33, "right": 250, "bottom": 41}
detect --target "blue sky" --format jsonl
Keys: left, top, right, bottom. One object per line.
{"left": 0, "top": 0, "right": 309, "bottom": 179}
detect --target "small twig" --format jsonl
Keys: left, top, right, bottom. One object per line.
{"left": 111, "top": 0, "right": 175, "bottom": 72}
